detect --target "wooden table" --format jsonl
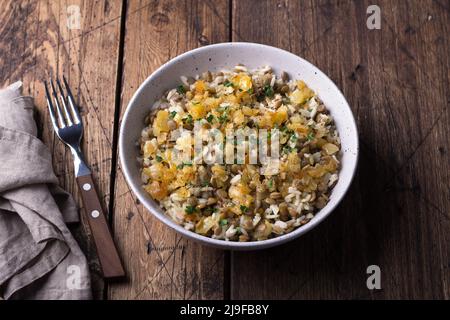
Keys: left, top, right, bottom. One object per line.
{"left": 1, "top": 0, "right": 448, "bottom": 300}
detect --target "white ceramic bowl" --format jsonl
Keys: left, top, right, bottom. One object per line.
{"left": 119, "top": 42, "right": 358, "bottom": 250}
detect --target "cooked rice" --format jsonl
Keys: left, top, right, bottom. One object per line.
{"left": 138, "top": 65, "right": 341, "bottom": 241}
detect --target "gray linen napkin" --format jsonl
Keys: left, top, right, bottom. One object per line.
{"left": 0, "top": 82, "right": 91, "bottom": 299}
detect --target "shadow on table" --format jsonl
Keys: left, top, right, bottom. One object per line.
{"left": 231, "top": 141, "right": 405, "bottom": 299}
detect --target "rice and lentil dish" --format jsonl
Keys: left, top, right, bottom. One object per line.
{"left": 139, "top": 65, "right": 341, "bottom": 241}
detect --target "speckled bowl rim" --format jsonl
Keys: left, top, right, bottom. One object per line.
{"left": 119, "top": 42, "right": 359, "bottom": 250}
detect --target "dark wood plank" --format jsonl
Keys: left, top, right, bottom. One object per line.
{"left": 0, "top": 0, "right": 124, "bottom": 299}
{"left": 231, "top": 0, "right": 449, "bottom": 299}
{"left": 1, "top": 0, "right": 447, "bottom": 300}
{"left": 109, "top": 0, "right": 230, "bottom": 300}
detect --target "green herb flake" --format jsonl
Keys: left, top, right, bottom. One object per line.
{"left": 184, "top": 114, "right": 193, "bottom": 125}
{"left": 218, "top": 114, "right": 228, "bottom": 124}
{"left": 185, "top": 205, "right": 196, "bottom": 215}
{"left": 220, "top": 219, "right": 228, "bottom": 226}
{"left": 223, "top": 80, "right": 234, "bottom": 87}
{"left": 263, "top": 85, "right": 274, "bottom": 98}
{"left": 206, "top": 114, "right": 215, "bottom": 123}
{"left": 155, "top": 155, "right": 163, "bottom": 162}
{"left": 177, "top": 162, "right": 193, "bottom": 169}
{"left": 240, "top": 205, "right": 249, "bottom": 213}
{"left": 283, "top": 146, "right": 297, "bottom": 154}
{"left": 307, "top": 132, "right": 315, "bottom": 141}
{"left": 169, "top": 111, "right": 177, "bottom": 119}
{"left": 177, "top": 85, "right": 186, "bottom": 94}
{"left": 268, "top": 179, "right": 273, "bottom": 189}
{"left": 290, "top": 134, "right": 298, "bottom": 142}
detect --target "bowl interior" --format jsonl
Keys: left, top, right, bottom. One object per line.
{"left": 119, "top": 42, "right": 358, "bottom": 250}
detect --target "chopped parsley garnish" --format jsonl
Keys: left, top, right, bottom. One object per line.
{"left": 263, "top": 85, "right": 274, "bottom": 97}
{"left": 169, "top": 111, "right": 177, "bottom": 119}
{"left": 155, "top": 155, "right": 163, "bottom": 162}
{"left": 236, "top": 227, "right": 242, "bottom": 235}
{"left": 204, "top": 207, "right": 217, "bottom": 214}
{"left": 185, "top": 205, "right": 196, "bottom": 214}
{"left": 247, "top": 88, "right": 254, "bottom": 94}
{"left": 177, "top": 85, "right": 186, "bottom": 94}
{"left": 218, "top": 113, "right": 228, "bottom": 124}
{"left": 280, "top": 125, "right": 290, "bottom": 133}
{"left": 268, "top": 179, "right": 273, "bottom": 189}
{"left": 206, "top": 114, "right": 215, "bottom": 123}
{"left": 307, "top": 132, "right": 315, "bottom": 141}
{"left": 201, "top": 181, "right": 210, "bottom": 187}
{"left": 223, "top": 80, "right": 234, "bottom": 87}
{"left": 177, "top": 162, "right": 193, "bottom": 169}
{"left": 240, "top": 205, "right": 249, "bottom": 213}
{"left": 183, "top": 114, "right": 193, "bottom": 125}
{"left": 283, "top": 146, "right": 297, "bottom": 154}
{"left": 290, "top": 134, "right": 298, "bottom": 142}
{"left": 220, "top": 219, "right": 228, "bottom": 226}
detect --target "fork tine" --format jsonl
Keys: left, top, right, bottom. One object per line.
{"left": 56, "top": 78, "right": 73, "bottom": 126}
{"left": 62, "top": 75, "right": 81, "bottom": 124}
{"left": 44, "top": 81, "right": 59, "bottom": 129}
{"left": 50, "top": 79, "right": 66, "bottom": 128}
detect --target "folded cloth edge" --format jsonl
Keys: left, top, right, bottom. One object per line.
{"left": 0, "top": 81, "right": 91, "bottom": 300}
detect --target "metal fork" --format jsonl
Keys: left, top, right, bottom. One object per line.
{"left": 45, "top": 77, "right": 125, "bottom": 279}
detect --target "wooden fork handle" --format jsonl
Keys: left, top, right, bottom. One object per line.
{"left": 76, "top": 174, "right": 125, "bottom": 279}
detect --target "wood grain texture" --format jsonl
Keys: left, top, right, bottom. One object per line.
{"left": 231, "top": 0, "right": 449, "bottom": 299}
{"left": 108, "top": 0, "right": 230, "bottom": 300}
{"left": 0, "top": 0, "right": 123, "bottom": 299}
{"left": 0, "top": 0, "right": 448, "bottom": 300}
